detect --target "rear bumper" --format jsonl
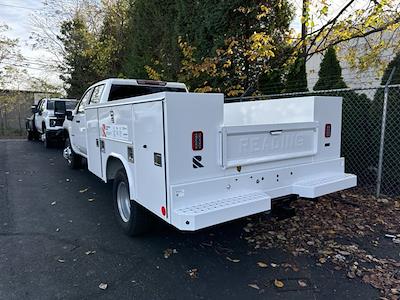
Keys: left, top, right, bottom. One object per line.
{"left": 169, "top": 158, "right": 356, "bottom": 231}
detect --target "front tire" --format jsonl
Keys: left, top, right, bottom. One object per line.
{"left": 42, "top": 126, "right": 52, "bottom": 148}
{"left": 63, "top": 137, "right": 82, "bottom": 169}
{"left": 27, "top": 130, "right": 34, "bottom": 141}
{"left": 113, "top": 169, "right": 150, "bottom": 236}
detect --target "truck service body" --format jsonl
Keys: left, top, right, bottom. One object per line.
{"left": 64, "top": 78, "right": 356, "bottom": 234}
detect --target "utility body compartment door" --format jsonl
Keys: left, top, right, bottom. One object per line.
{"left": 221, "top": 122, "right": 318, "bottom": 168}
{"left": 133, "top": 101, "right": 167, "bottom": 219}
{"left": 86, "top": 108, "right": 102, "bottom": 177}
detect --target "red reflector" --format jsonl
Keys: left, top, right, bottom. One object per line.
{"left": 192, "top": 131, "right": 203, "bottom": 151}
{"left": 161, "top": 206, "right": 166, "bottom": 216}
{"left": 325, "top": 124, "right": 332, "bottom": 138}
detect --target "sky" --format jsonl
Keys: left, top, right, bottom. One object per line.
{"left": 0, "top": 0, "right": 357, "bottom": 91}
{"left": 0, "top": 0, "right": 61, "bottom": 90}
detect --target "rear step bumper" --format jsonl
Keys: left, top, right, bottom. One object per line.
{"left": 292, "top": 173, "right": 357, "bottom": 198}
{"left": 173, "top": 192, "right": 271, "bottom": 230}
{"left": 171, "top": 172, "right": 356, "bottom": 231}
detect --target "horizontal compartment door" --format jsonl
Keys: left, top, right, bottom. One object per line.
{"left": 221, "top": 122, "right": 318, "bottom": 168}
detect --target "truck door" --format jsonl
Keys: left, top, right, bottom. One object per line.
{"left": 86, "top": 85, "right": 105, "bottom": 178}
{"left": 133, "top": 101, "right": 167, "bottom": 219}
{"left": 72, "top": 88, "right": 93, "bottom": 155}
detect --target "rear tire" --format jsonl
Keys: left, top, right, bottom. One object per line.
{"left": 64, "top": 137, "right": 82, "bottom": 169}
{"left": 113, "top": 168, "right": 151, "bottom": 236}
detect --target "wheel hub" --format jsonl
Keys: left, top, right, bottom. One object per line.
{"left": 63, "top": 146, "right": 72, "bottom": 162}
{"left": 117, "top": 182, "right": 131, "bottom": 222}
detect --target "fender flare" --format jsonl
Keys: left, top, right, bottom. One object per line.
{"left": 104, "top": 153, "right": 136, "bottom": 200}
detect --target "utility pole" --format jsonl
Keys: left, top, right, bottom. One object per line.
{"left": 301, "top": 0, "right": 309, "bottom": 57}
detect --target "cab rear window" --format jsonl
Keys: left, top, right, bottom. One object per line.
{"left": 108, "top": 84, "right": 186, "bottom": 101}
{"left": 47, "top": 100, "right": 76, "bottom": 110}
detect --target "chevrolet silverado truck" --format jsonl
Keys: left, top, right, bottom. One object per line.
{"left": 63, "top": 78, "right": 357, "bottom": 236}
{"left": 26, "top": 98, "right": 77, "bottom": 147}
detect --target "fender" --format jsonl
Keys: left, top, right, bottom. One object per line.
{"left": 104, "top": 153, "right": 136, "bottom": 200}
{"left": 64, "top": 129, "right": 83, "bottom": 157}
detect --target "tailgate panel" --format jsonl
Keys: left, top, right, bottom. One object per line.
{"left": 221, "top": 122, "right": 318, "bottom": 168}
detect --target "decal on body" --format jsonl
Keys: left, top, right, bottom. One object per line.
{"left": 101, "top": 124, "right": 129, "bottom": 141}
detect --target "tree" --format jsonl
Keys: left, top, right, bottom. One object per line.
{"left": 58, "top": 16, "right": 101, "bottom": 98}
{"left": 258, "top": 69, "right": 285, "bottom": 95}
{"left": 123, "top": 0, "right": 180, "bottom": 80}
{"left": 0, "top": 67, "right": 30, "bottom": 134}
{"left": 97, "top": 0, "right": 130, "bottom": 78}
{"left": 0, "top": 24, "right": 19, "bottom": 64}
{"left": 314, "top": 47, "right": 346, "bottom": 91}
{"left": 176, "top": 1, "right": 295, "bottom": 95}
{"left": 284, "top": 57, "right": 308, "bottom": 93}
{"left": 300, "top": 0, "right": 400, "bottom": 73}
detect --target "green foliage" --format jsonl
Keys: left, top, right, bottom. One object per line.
{"left": 58, "top": 17, "right": 100, "bottom": 98}
{"left": 123, "top": 0, "right": 180, "bottom": 81}
{"left": 174, "top": 0, "right": 295, "bottom": 95}
{"left": 314, "top": 47, "right": 346, "bottom": 91}
{"left": 284, "top": 57, "right": 308, "bottom": 93}
{"left": 258, "top": 69, "right": 284, "bottom": 95}
{"left": 58, "top": 1, "right": 130, "bottom": 98}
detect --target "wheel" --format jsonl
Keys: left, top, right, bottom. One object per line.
{"left": 42, "top": 126, "right": 52, "bottom": 148}
{"left": 27, "top": 130, "right": 34, "bottom": 141}
{"left": 113, "top": 168, "right": 150, "bottom": 236}
{"left": 63, "top": 137, "right": 82, "bottom": 169}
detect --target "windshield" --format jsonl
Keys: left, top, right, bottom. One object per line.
{"left": 47, "top": 100, "right": 77, "bottom": 110}
{"left": 108, "top": 84, "right": 187, "bottom": 101}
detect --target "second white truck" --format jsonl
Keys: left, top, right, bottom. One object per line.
{"left": 63, "top": 78, "right": 357, "bottom": 235}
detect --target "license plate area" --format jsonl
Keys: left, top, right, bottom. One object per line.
{"left": 220, "top": 122, "right": 318, "bottom": 168}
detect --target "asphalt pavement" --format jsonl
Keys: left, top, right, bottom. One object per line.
{"left": 0, "top": 140, "right": 377, "bottom": 299}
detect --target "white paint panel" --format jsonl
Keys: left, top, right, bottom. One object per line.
{"left": 221, "top": 122, "right": 318, "bottom": 168}
{"left": 133, "top": 101, "right": 167, "bottom": 219}
{"left": 86, "top": 108, "right": 102, "bottom": 177}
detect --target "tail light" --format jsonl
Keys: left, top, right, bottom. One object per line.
{"left": 325, "top": 124, "right": 332, "bottom": 138}
{"left": 192, "top": 131, "right": 203, "bottom": 150}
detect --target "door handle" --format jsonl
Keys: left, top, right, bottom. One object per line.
{"left": 76, "top": 120, "right": 80, "bottom": 123}
{"left": 270, "top": 130, "right": 283, "bottom": 135}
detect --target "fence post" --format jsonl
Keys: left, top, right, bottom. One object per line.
{"left": 376, "top": 67, "right": 396, "bottom": 198}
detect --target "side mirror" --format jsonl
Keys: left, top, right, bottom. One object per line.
{"left": 54, "top": 101, "right": 67, "bottom": 116}
{"left": 66, "top": 110, "right": 74, "bottom": 121}
{"left": 31, "top": 105, "right": 37, "bottom": 114}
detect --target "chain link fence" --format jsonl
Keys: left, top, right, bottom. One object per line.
{"left": 226, "top": 84, "right": 400, "bottom": 197}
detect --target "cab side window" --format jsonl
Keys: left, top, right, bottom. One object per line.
{"left": 39, "top": 100, "right": 46, "bottom": 113}
{"left": 36, "top": 100, "right": 43, "bottom": 113}
{"left": 77, "top": 89, "right": 93, "bottom": 114}
{"left": 89, "top": 85, "right": 105, "bottom": 104}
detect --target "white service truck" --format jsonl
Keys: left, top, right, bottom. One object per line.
{"left": 63, "top": 78, "right": 357, "bottom": 236}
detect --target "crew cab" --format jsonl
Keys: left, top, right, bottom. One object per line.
{"left": 26, "top": 98, "right": 77, "bottom": 147}
{"left": 63, "top": 78, "right": 357, "bottom": 236}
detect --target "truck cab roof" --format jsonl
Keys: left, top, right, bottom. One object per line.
{"left": 80, "top": 78, "right": 188, "bottom": 105}
{"left": 88, "top": 78, "right": 187, "bottom": 91}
